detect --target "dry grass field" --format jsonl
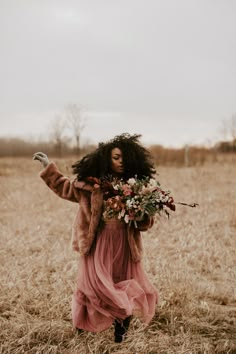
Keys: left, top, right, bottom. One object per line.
{"left": 0, "top": 157, "right": 235, "bottom": 354}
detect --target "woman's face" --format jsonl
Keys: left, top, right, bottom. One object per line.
{"left": 111, "top": 147, "right": 124, "bottom": 175}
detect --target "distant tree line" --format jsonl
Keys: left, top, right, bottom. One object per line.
{"left": 0, "top": 136, "right": 233, "bottom": 167}
{"left": 0, "top": 136, "right": 96, "bottom": 158}
{"left": 1, "top": 110, "right": 236, "bottom": 166}
{"left": 217, "top": 115, "right": 236, "bottom": 152}
{"left": 149, "top": 145, "right": 219, "bottom": 167}
{"left": 216, "top": 140, "right": 236, "bottom": 153}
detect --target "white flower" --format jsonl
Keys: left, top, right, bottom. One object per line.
{"left": 113, "top": 184, "right": 119, "bottom": 190}
{"left": 161, "top": 195, "right": 169, "bottom": 203}
{"left": 126, "top": 200, "right": 132, "bottom": 207}
{"left": 124, "top": 214, "right": 130, "bottom": 223}
{"left": 149, "top": 178, "right": 158, "bottom": 187}
{"left": 127, "top": 178, "right": 136, "bottom": 186}
{"left": 119, "top": 209, "right": 125, "bottom": 218}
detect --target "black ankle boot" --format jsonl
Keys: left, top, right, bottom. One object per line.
{"left": 75, "top": 328, "right": 84, "bottom": 334}
{"left": 114, "top": 316, "right": 131, "bottom": 343}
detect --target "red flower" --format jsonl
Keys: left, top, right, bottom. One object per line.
{"left": 106, "top": 196, "right": 124, "bottom": 211}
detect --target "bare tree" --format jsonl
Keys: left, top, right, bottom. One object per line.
{"left": 65, "top": 104, "right": 86, "bottom": 156}
{"left": 50, "top": 115, "right": 67, "bottom": 157}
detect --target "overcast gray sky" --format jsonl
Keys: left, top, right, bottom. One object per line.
{"left": 0, "top": 0, "right": 235, "bottom": 147}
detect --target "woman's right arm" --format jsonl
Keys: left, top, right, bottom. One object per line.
{"left": 33, "top": 152, "right": 80, "bottom": 203}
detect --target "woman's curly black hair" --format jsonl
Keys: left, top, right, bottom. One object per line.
{"left": 72, "top": 133, "right": 156, "bottom": 181}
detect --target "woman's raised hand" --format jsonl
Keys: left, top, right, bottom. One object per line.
{"left": 33, "top": 152, "right": 49, "bottom": 167}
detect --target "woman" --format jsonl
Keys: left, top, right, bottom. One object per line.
{"left": 33, "top": 133, "right": 158, "bottom": 343}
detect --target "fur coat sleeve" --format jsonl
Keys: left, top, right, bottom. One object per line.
{"left": 40, "top": 162, "right": 81, "bottom": 202}
{"left": 39, "top": 162, "right": 103, "bottom": 255}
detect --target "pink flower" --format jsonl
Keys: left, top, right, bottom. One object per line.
{"left": 122, "top": 184, "right": 132, "bottom": 196}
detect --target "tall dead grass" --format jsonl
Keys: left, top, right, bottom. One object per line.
{"left": 0, "top": 158, "right": 235, "bottom": 353}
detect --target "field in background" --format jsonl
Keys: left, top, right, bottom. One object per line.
{"left": 0, "top": 157, "right": 236, "bottom": 353}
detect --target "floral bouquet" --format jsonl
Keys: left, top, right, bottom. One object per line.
{"left": 88, "top": 176, "right": 178, "bottom": 227}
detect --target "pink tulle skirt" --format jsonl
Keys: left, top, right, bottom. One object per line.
{"left": 72, "top": 220, "right": 158, "bottom": 332}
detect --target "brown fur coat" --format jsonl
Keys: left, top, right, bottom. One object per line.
{"left": 40, "top": 162, "right": 154, "bottom": 262}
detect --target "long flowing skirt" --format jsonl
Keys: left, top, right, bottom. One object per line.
{"left": 72, "top": 220, "right": 158, "bottom": 332}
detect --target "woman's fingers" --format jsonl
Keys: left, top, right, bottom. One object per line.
{"left": 33, "top": 152, "right": 46, "bottom": 158}
{"left": 33, "top": 152, "right": 46, "bottom": 160}
{"left": 33, "top": 152, "right": 49, "bottom": 167}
